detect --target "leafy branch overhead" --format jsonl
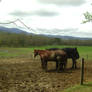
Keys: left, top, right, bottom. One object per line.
{"left": 82, "top": 3, "right": 92, "bottom": 23}
{"left": 83, "top": 11, "right": 92, "bottom": 23}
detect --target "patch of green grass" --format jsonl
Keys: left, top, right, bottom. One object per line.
{"left": 0, "top": 45, "right": 92, "bottom": 59}
{"left": 63, "top": 82, "right": 92, "bottom": 92}
{"left": 0, "top": 47, "right": 32, "bottom": 58}
{"left": 77, "top": 46, "right": 92, "bottom": 60}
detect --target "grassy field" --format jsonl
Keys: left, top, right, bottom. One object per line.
{"left": 63, "top": 82, "right": 92, "bottom": 92}
{"left": 0, "top": 45, "right": 92, "bottom": 92}
{"left": 0, "top": 45, "right": 92, "bottom": 60}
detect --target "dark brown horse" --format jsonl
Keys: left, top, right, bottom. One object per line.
{"left": 47, "top": 48, "right": 80, "bottom": 69}
{"left": 34, "top": 49, "right": 67, "bottom": 71}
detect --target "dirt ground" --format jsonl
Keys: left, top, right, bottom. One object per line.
{"left": 0, "top": 58, "right": 92, "bottom": 92}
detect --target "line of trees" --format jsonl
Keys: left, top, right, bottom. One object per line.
{"left": 0, "top": 32, "right": 92, "bottom": 47}
{"left": 0, "top": 32, "right": 59, "bottom": 47}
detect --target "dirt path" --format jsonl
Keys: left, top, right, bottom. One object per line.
{"left": 0, "top": 58, "right": 91, "bottom": 92}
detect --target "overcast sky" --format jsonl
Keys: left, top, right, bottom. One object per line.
{"left": 0, "top": 0, "right": 92, "bottom": 38}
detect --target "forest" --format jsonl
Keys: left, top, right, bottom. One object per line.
{"left": 0, "top": 31, "right": 92, "bottom": 47}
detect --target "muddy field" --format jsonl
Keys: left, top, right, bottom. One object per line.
{"left": 0, "top": 57, "right": 92, "bottom": 92}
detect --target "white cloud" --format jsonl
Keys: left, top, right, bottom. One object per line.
{"left": 38, "top": 0, "right": 85, "bottom": 6}
{"left": 0, "top": 0, "right": 92, "bottom": 38}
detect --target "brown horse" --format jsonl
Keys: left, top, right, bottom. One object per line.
{"left": 47, "top": 48, "right": 80, "bottom": 69}
{"left": 34, "top": 49, "right": 67, "bottom": 71}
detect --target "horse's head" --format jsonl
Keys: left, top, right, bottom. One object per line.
{"left": 34, "top": 50, "right": 39, "bottom": 58}
{"left": 73, "top": 48, "right": 80, "bottom": 59}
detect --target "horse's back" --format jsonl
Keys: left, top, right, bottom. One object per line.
{"left": 46, "top": 47, "right": 79, "bottom": 59}
{"left": 62, "top": 48, "right": 79, "bottom": 59}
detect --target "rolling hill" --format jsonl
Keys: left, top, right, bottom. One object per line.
{"left": 0, "top": 26, "right": 92, "bottom": 40}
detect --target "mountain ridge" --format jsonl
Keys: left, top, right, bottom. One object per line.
{"left": 0, "top": 26, "right": 92, "bottom": 40}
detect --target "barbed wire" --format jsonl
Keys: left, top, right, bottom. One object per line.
{"left": 0, "top": 19, "right": 19, "bottom": 24}
{"left": 0, "top": 19, "right": 33, "bottom": 31}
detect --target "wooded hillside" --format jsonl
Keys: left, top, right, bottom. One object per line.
{"left": 0, "top": 31, "right": 92, "bottom": 47}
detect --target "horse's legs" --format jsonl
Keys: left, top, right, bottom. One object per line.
{"left": 60, "top": 62, "right": 66, "bottom": 71}
{"left": 56, "top": 61, "right": 60, "bottom": 72}
{"left": 63, "top": 59, "right": 67, "bottom": 70}
{"left": 72, "top": 58, "right": 77, "bottom": 69}
{"left": 41, "top": 59, "right": 47, "bottom": 71}
{"left": 60, "top": 63, "right": 63, "bottom": 70}
{"left": 59, "top": 59, "right": 65, "bottom": 71}
{"left": 74, "top": 60, "right": 77, "bottom": 69}
{"left": 44, "top": 61, "right": 47, "bottom": 71}
{"left": 58, "top": 61, "right": 63, "bottom": 71}
{"left": 56, "top": 61, "right": 58, "bottom": 70}
{"left": 71, "top": 58, "right": 74, "bottom": 69}
{"left": 41, "top": 59, "right": 44, "bottom": 69}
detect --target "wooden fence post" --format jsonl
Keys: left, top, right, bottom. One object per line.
{"left": 80, "top": 58, "right": 84, "bottom": 85}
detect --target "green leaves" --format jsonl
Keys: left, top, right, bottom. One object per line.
{"left": 82, "top": 11, "right": 92, "bottom": 23}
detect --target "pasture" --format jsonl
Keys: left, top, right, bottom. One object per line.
{"left": 63, "top": 82, "right": 92, "bottom": 92}
{"left": 0, "top": 46, "right": 92, "bottom": 92}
